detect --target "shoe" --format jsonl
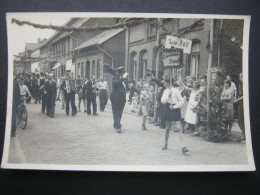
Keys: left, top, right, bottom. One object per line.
{"left": 116, "top": 128, "right": 121, "bottom": 133}
{"left": 191, "top": 132, "right": 199, "bottom": 136}
{"left": 87, "top": 113, "right": 91, "bottom": 116}
{"left": 154, "top": 123, "right": 160, "bottom": 126}
{"left": 93, "top": 113, "right": 98, "bottom": 116}
{"left": 182, "top": 147, "right": 189, "bottom": 153}
{"left": 11, "top": 133, "right": 16, "bottom": 137}
{"left": 142, "top": 124, "right": 147, "bottom": 130}
{"left": 50, "top": 115, "right": 54, "bottom": 118}
{"left": 162, "top": 145, "right": 167, "bottom": 150}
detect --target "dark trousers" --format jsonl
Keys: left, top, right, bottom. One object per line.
{"left": 41, "top": 94, "right": 48, "bottom": 113}
{"left": 111, "top": 99, "right": 126, "bottom": 129}
{"left": 34, "top": 88, "right": 41, "bottom": 103}
{"left": 65, "top": 93, "right": 77, "bottom": 115}
{"left": 11, "top": 105, "right": 17, "bottom": 135}
{"left": 87, "top": 95, "right": 97, "bottom": 115}
{"left": 47, "top": 97, "right": 56, "bottom": 117}
{"left": 99, "top": 89, "right": 108, "bottom": 111}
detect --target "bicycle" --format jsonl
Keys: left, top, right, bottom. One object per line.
{"left": 16, "top": 96, "right": 30, "bottom": 129}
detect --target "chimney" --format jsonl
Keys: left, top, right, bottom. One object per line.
{"left": 37, "top": 38, "right": 41, "bottom": 43}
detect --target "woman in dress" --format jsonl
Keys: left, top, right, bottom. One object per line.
{"left": 221, "top": 80, "right": 235, "bottom": 135}
{"left": 182, "top": 81, "right": 201, "bottom": 136}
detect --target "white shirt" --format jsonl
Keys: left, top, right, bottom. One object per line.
{"left": 20, "top": 84, "right": 30, "bottom": 96}
{"left": 98, "top": 81, "right": 108, "bottom": 90}
{"left": 161, "top": 87, "right": 184, "bottom": 109}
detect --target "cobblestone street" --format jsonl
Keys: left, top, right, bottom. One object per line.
{"left": 8, "top": 97, "right": 248, "bottom": 166}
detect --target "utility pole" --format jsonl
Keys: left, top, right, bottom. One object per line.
{"left": 154, "top": 18, "right": 161, "bottom": 120}
{"left": 207, "top": 19, "right": 214, "bottom": 135}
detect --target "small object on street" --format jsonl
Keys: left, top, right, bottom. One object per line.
{"left": 182, "top": 147, "right": 189, "bottom": 154}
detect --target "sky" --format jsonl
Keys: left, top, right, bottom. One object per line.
{"left": 7, "top": 13, "right": 72, "bottom": 55}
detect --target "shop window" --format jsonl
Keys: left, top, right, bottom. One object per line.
{"left": 97, "top": 60, "right": 101, "bottom": 79}
{"left": 139, "top": 51, "right": 148, "bottom": 80}
{"left": 92, "top": 60, "right": 96, "bottom": 77}
{"left": 188, "top": 41, "right": 201, "bottom": 79}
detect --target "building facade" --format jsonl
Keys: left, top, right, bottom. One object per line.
{"left": 126, "top": 18, "right": 243, "bottom": 82}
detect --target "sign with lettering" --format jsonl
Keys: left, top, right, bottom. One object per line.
{"left": 165, "top": 35, "right": 192, "bottom": 54}
{"left": 162, "top": 50, "right": 183, "bottom": 67}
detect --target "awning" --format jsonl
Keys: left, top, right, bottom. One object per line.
{"left": 52, "top": 62, "right": 61, "bottom": 70}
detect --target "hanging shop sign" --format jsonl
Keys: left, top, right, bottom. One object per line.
{"left": 162, "top": 49, "right": 183, "bottom": 67}
{"left": 165, "top": 35, "right": 192, "bottom": 54}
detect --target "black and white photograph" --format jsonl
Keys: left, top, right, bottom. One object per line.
{"left": 1, "top": 12, "right": 255, "bottom": 171}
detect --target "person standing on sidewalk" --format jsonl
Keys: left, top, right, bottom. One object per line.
{"left": 11, "top": 76, "right": 21, "bottom": 137}
{"left": 235, "top": 73, "right": 245, "bottom": 141}
{"left": 98, "top": 78, "right": 109, "bottom": 112}
{"left": 85, "top": 76, "right": 98, "bottom": 115}
{"left": 110, "top": 66, "right": 127, "bottom": 133}
{"left": 44, "top": 74, "right": 57, "bottom": 118}
{"left": 60, "top": 73, "right": 77, "bottom": 116}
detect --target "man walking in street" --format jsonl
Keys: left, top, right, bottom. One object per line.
{"left": 98, "top": 78, "right": 108, "bottom": 112}
{"left": 84, "top": 75, "right": 98, "bottom": 115}
{"left": 110, "top": 66, "right": 127, "bottom": 133}
{"left": 44, "top": 73, "right": 57, "bottom": 118}
{"left": 40, "top": 73, "right": 48, "bottom": 114}
{"left": 60, "top": 73, "right": 77, "bottom": 116}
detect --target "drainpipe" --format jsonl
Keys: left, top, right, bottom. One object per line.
{"left": 97, "top": 44, "right": 114, "bottom": 67}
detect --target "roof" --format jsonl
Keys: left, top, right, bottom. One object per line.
{"left": 25, "top": 43, "right": 40, "bottom": 51}
{"left": 49, "top": 18, "right": 89, "bottom": 44}
{"left": 73, "top": 28, "right": 124, "bottom": 51}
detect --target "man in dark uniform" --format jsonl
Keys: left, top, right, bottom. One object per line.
{"left": 110, "top": 66, "right": 127, "bottom": 133}
{"left": 40, "top": 73, "right": 48, "bottom": 113}
{"left": 44, "top": 74, "right": 57, "bottom": 118}
{"left": 60, "top": 73, "right": 77, "bottom": 116}
{"left": 84, "top": 75, "right": 98, "bottom": 115}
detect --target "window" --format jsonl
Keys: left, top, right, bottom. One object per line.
{"left": 97, "top": 60, "right": 101, "bottom": 79}
{"left": 139, "top": 51, "right": 148, "bottom": 80}
{"left": 92, "top": 60, "right": 96, "bottom": 76}
{"left": 130, "top": 52, "right": 137, "bottom": 80}
{"left": 148, "top": 20, "right": 157, "bottom": 37}
{"left": 78, "top": 63, "right": 80, "bottom": 78}
{"left": 188, "top": 41, "right": 201, "bottom": 79}
{"left": 81, "top": 62, "right": 84, "bottom": 78}
{"left": 86, "top": 61, "right": 90, "bottom": 80}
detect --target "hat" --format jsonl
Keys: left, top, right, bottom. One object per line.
{"left": 117, "top": 66, "right": 125, "bottom": 74}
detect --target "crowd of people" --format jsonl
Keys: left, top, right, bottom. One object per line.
{"left": 127, "top": 71, "right": 245, "bottom": 148}
{"left": 11, "top": 71, "right": 109, "bottom": 136}
{"left": 12, "top": 70, "right": 245, "bottom": 151}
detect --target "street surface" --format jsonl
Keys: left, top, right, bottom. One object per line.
{"left": 8, "top": 96, "right": 248, "bottom": 166}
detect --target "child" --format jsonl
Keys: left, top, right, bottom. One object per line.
{"left": 131, "top": 92, "right": 139, "bottom": 113}
{"left": 140, "top": 84, "right": 152, "bottom": 130}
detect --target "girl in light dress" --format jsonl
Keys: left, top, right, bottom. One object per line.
{"left": 140, "top": 84, "right": 152, "bottom": 130}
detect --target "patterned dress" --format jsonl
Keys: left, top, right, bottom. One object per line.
{"left": 221, "top": 87, "right": 234, "bottom": 123}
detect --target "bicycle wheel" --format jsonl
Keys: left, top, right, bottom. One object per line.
{"left": 20, "top": 107, "right": 28, "bottom": 129}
